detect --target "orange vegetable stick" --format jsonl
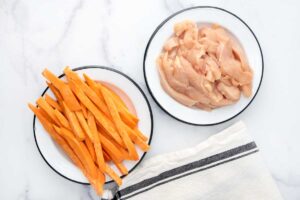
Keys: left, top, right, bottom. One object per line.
{"left": 42, "top": 69, "right": 81, "bottom": 111}
{"left": 28, "top": 104, "right": 82, "bottom": 168}
{"left": 114, "top": 162, "right": 128, "bottom": 176}
{"left": 98, "top": 132, "right": 124, "bottom": 162}
{"left": 39, "top": 107, "right": 55, "bottom": 124}
{"left": 104, "top": 151, "right": 128, "bottom": 175}
{"left": 133, "top": 127, "right": 148, "bottom": 142}
{"left": 83, "top": 73, "right": 106, "bottom": 103}
{"left": 81, "top": 103, "right": 88, "bottom": 119}
{"left": 29, "top": 104, "right": 103, "bottom": 195}
{"left": 100, "top": 86, "right": 138, "bottom": 160}
{"left": 53, "top": 109, "right": 71, "bottom": 130}
{"left": 99, "top": 127, "right": 130, "bottom": 160}
{"left": 54, "top": 126, "right": 98, "bottom": 180}
{"left": 87, "top": 111, "right": 105, "bottom": 172}
{"left": 84, "top": 73, "right": 138, "bottom": 128}
{"left": 125, "top": 126, "right": 150, "bottom": 152}
{"left": 103, "top": 151, "right": 111, "bottom": 162}
{"left": 68, "top": 80, "right": 123, "bottom": 146}
{"left": 64, "top": 67, "right": 110, "bottom": 117}
{"left": 102, "top": 84, "right": 138, "bottom": 122}
{"left": 84, "top": 135, "right": 96, "bottom": 163}
{"left": 75, "top": 111, "right": 94, "bottom": 142}
{"left": 62, "top": 101, "right": 85, "bottom": 141}
{"left": 97, "top": 83, "right": 138, "bottom": 128}
{"left": 104, "top": 164, "right": 122, "bottom": 186}
{"left": 103, "top": 85, "right": 127, "bottom": 108}
{"left": 45, "top": 94, "right": 63, "bottom": 112}
{"left": 47, "top": 82, "right": 63, "bottom": 102}
{"left": 36, "top": 97, "right": 60, "bottom": 126}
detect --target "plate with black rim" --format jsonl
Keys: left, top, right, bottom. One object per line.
{"left": 143, "top": 6, "right": 263, "bottom": 126}
{"left": 33, "top": 66, "right": 153, "bottom": 184}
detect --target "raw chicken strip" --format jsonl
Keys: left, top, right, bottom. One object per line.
{"left": 157, "top": 20, "right": 254, "bottom": 111}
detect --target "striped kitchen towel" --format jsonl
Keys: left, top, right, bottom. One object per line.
{"left": 102, "top": 121, "right": 282, "bottom": 200}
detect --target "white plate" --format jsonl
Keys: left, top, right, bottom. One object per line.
{"left": 144, "top": 6, "right": 263, "bottom": 125}
{"left": 33, "top": 66, "right": 153, "bottom": 184}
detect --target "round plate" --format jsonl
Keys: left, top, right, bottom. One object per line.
{"left": 144, "top": 6, "right": 263, "bottom": 126}
{"left": 33, "top": 66, "right": 153, "bottom": 184}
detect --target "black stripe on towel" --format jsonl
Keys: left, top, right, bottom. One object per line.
{"left": 118, "top": 142, "right": 257, "bottom": 199}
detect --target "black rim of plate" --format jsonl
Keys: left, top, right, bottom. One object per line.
{"left": 143, "top": 6, "right": 264, "bottom": 126}
{"left": 33, "top": 65, "right": 154, "bottom": 185}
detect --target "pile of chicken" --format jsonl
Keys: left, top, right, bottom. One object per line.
{"left": 157, "top": 20, "right": 253, "bottom": 110}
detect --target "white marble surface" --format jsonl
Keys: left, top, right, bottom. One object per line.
{"left": 0, "top": 0, "right": 299, "bottom": 199}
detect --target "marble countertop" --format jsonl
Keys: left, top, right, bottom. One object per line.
{"left": 0, "top": 0, "right": 299, "bottom": 199}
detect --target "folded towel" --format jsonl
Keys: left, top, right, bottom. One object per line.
{"left": 102, "top": 121, "right": 282, "bottom": 200}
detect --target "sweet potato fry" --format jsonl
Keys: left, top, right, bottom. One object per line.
{"left": 115, "top": 162, "right": 128, "bottom": 176}
{"left": 68, "top": 80, "right": 123, "bottom": 146}
{"left": 53, "top": 109, "right": 71, "bottom": 130}
{"left": 36, "top": 97, "right": 60, "bottom": 126}
{"left": 47, "top": 82, "right": 63, "bottom": 102}
{"left": 45, "top": 94, "right": 62, "bottom": 112}
{"left": 104, "top": 151, "right": 128, "bottom": 175}
{"left": 38, "top": 107, "right": 55, "bottom": 124}
{"left": 133, "top": 127, "right": 148, "bottom": 142}
{"left": 125, "top": 125, "right": 150, "bottom": 152}
{"left": 64, "top": 67, "right": 110, "bottom": 117}
{"left": 87, "top": 111, "right": 105, "bottom": 172}
{"left": 54, "top": 126, "right": 97, "bottom": 179}
{"left": 62, "top": 101, "right": 85, "bottom": 141}
{"left": 42, "top": 69, "right": 81, "bottom": 111}
{"left": 98, "top": 132, "right": 123, "bottom": 163}
{"left": 28, "top": 104, "right": 82, "bottom": 168}
{"left": 104, "top": 164, "right": 122, "bottom": 186}
{"left": 103, "top": 151, "right": 111, "bottom": 162}
{"left": 81, "top": 103, "right": 88, "bottom": 119}
{"left": 85, "top": 135, "right": 96, "bottom": 163}
{"left": 100, "top": 86, "right": 138, "bottom": 160}
{"left": 75, "top": 111, "right": 93, "bottom": 142}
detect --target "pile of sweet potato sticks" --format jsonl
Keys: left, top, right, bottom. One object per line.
{"left": 28, "top": 67, "right": 149, "bottom": 195}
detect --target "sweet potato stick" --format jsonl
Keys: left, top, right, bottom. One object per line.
{"left": 75, "top": 111, "right": 94, "bottom": 142}
{"left": 84, "top": 135, "right": 96, "bottom": 163}
{"left": 42, "top": 69, "right": 81, "bottom": 111}
{"left": 103, "top": 85, "right": 127, "bottom": 108}
{"left": 101, "top": 84, "right": 139, "bottom": 126}
{"left": 62, "top": 101, "right": 85, "bottom": 141}
{"left": 134, "top": 127, "right": 148, "bottom": 142}
{"left": 98, "top": 132, "right": 123, "bottom": 162}
{"left": 115, "top": 162, "right": 128, "bottom": 176}
{"left": 125, "top": 125, "right": 150, "bottom": 152}
{"left": 47, "top": 82, "right": 63, "bottom": 102}
{"left": 54, "top": 126, "right": 104, "bottom": 194}
{"left": 104, "top": 164, "right": 122, "bottom": 186}
{"left": 99, "top": 127, "right": 130, "bottom": 160}
{"left": 53, "top": 126, "right": 97, "bottom": 179}
{"left": 105, "top": 152, "right": 128, "bottom": 175}
{"left": 68, "top": 80, "right": 123, "bottom": 146}
{"left": 29, "top": 104, "right": 103, "bottom": 195}
{"left": 53, "top": 109, "right": 71, "bottom": 130}
{"left": 45, "top": 94, "right": 62, "bottom": 112}
{"left": 81, "top": 103, "right": 88, "bottom": 119}
{"left": 100, "top": 86, "right": 138, "bottom": 160}
{"left": 36, "top": 97, "right": 60, "bottom": 126}
{"left": 38, "top": 107, "right": 55, "bottom": 124}
{"left": 84, "top": 73, "right": 138, "bottom": 127}
{"left": 64, "top": 67, "right": 110, "bottom": 117}
{"left": 28, "top": 104, "right": 82, "bottom": 168}
{"left": 87, "top": 111, "right": 105, "bottom": 172}
{"left": 103, "top": 151, "right": 111, "bottom": 162}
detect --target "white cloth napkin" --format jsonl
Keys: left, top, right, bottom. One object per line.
{"left": 102, "top": 121, "right": 282, "bottom": 200}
